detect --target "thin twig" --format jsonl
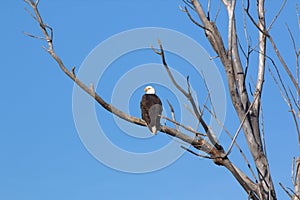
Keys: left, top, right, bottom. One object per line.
{"left": 166, "top": 100, "right": 179, "bottom": 131}
{"left": 213, "top": 0, "right": 221, "bottom": 23}
{"left": 24, "top": 6, "right": 38, "bottom": 22}
{"left": 184, "top": 103, "right": 198, "bottom": 119}
{"left": 279, "top": 183, "right": 293, "bottom": 198}
{"left": 289, "top": 88, "right": 300, "bottom": 112}
{"left": 23, "top": 31, "right": 46, "bottom": 40}
{"left": 182, "top": 0, "right": 195, "bottom": 11}
{"left": 286, "top": 23, "right": 300, "bottom": 105}
{"left": 268, "top": 66, "right": 289, "bottom": 105}
{"left": 181, "top": 145, "right": 212, "bottom": 159}
{"left": 161, "top": 115, "right": 206, "bottom": 137}
{"left": 201, "top": 71, "right": 216, "bottom": 115}
{"left": 200, "top": 94, "right": 209, "bottom": 117}
{"left": 244, "top": 6, "right": 269, "bottom": 37}
{"left": 267, "top": 0, "right": 287, "bottom": 31}
{"left": 224, "top": 93, "right": 259, "bottom": 157}
{"left": 286, "top": 24, "right": 298, "bottom": 56}
{"left": 183, "top": 6, "right": 210, "bottom": 31}
{"left": 207, "top": 0, "right": 211, "bottom": 20}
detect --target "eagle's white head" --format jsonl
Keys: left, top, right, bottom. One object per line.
{"left": 144, "top": 85, "right": 156, "bottom": 94}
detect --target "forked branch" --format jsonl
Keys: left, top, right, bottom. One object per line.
{"left": 245, "top": 3, "right": 300, "bottom": 95}
{"left": 151, "top": 39, "right": 223, "bottom": 151}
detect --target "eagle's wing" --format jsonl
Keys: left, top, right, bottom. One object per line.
{"left": 148, "top": 103, "right": 162, "bottom": 134}
{"left": 140, "top": 95, "right": 151, "bottom": 125}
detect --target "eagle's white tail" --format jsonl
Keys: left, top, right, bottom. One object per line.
{"left": 150, "top": 126, "right": 158, "bottom": 135}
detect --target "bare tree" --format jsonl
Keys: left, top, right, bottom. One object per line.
{"left": 24, "top": 0, "right": 300, "bottom": 199}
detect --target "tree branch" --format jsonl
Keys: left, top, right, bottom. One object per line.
{"left": 23, "top": 0, "right": 206, "bottom": 150}
{"left": 25, "top": 0, "right": 241, "bottom": 175}
{"left": 152, "top": 39, "right": 223, "bottom": 151}
{"left": 245, "top": 1, "right": 300, "bottom": 95}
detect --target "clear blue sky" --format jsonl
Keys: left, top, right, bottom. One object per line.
{"left": 1, "top": 1, "right": 299, "bottom": 199}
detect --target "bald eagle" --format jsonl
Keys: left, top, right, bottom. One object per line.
{"left": 140, "top": 86, "right": 162, "bottom": 134}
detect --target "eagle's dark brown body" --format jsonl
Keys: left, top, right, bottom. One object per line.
{"left": 140, "top": 94, "right": 162, "bottom": 134}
